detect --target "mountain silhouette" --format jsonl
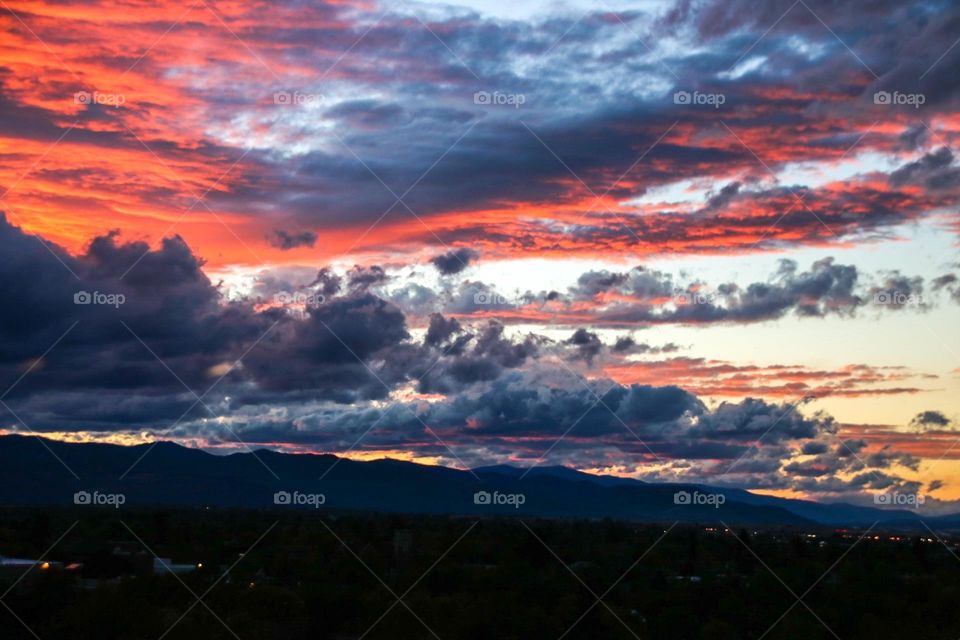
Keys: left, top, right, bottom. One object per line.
{"left": 0, "top": 435, "right": 952, "bottom": 529}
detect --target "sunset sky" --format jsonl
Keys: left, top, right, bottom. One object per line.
{"left": 1, "top": 0, "right": 959, "bottom": 509}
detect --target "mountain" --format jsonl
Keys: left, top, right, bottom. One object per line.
{"left": 0, "top": 435, "right": 953, "bottom": 529}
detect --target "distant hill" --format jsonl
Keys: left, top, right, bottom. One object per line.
{"left": 0, "top": 435, "right": 953, "bottom": 529}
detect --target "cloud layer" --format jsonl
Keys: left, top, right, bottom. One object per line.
{"left": 0, "top": 216, "right": 947, "bottom": 501}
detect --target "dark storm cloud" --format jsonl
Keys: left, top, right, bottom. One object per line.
{"left": 227, "top": 365, "right": 922, "bottom": 496}
{"left": 11, "top": 391, "right": 206, "bottom": 430}
{"left": 6, "top": 0, "right": 960, "bottom": 262}
{"left": 782, "top": 439, "right": 920, "bottom": 482}
{"left": 281, "top": 374, "right": 811, "bottom": 462}
{"left": 565, "top": 258, "right": 866, "bottom": 325}
{"left": 931, "top": 273, "right": 960, "bottom": 303}
{"left": 0, "top": 216, "right": 429, "bottom": 409}
{"left": 418, "top": 320, "right": 541, "bottom": 393}
{"left": 868, "top": 272, "right": 928, "bottom": 310}
{"left": 430, "top": 248, "right": 479, "bottom": 275}
{"left": 801, "top": 441, "right": 830, "bottom": 455}
{"left": 474, "top": 322, "right": 539, "bottom": 368}
{"left": 381, "top": 257, "right": 943, "bottom": 329}
{"left": 570, "top": 268, "right": 659, "bottom": 301}
{"left": 289, "top": 370, "right": 707, "bottom": 445}
{"left": 611, "top": 337, "right": 680, "bottom": 355}
{"left": 208, "top": 0, "right": 960, "bottom": 251}
{"left": 0, "top": 217, "right": 562, "bottom": 420}
{"left": 697, "top": 398, "right": 834, "bottom": 443}
{"left": 889, "top": 148, "right": 960, "bottom": 192}
{"left": 673, "top": 0, "right": 960, "bottom": 111}
{"left": 705, "top": 181, "right": 741, "bottom": 210}
{"left": 242, "top": 292, "right": 413, "bottom": 402}
{"left": 0, "top": 216, "right": 937, "bottom": 497}
{"left": 310, "top": 268, "right": 343, "bottom": 298}
{"left": 0, "top": 213, "right": 272, "bottom": 396}
{"left": 346, "top": 265, "right": 389, "bottom": 292}
{"left": 910, "top": 410, "right": 953, "bottom": 431}
{"left": 424, "top": 313, "right": 464, "bottom": 348}
{"left": 564, "top": 328, "right": 603, "bottom": 364}
{"left": 267, "top": 228, "right": 318, "bottom": 250}
{"left": 324, "top": 100, "right": 409, "bottom": 131}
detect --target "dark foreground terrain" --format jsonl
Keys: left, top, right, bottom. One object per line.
{"left": 1, "top": 508, "right": 958, "bottom": 639}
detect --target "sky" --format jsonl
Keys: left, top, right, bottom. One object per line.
{"left": 1, "top": 0, "right": 959, "bottom": 510}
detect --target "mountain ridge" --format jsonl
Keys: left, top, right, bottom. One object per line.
{"left": 0, "top": 435, "right": 953, "bottom": 529}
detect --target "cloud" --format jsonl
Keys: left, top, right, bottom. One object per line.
{"left": 502, "top": 258, "right": 874, "bottom": 326}
{"left": 867, "top": 271, "right": 928, "bottom": 310}
{"left": 564, "top": 329, "right": 603, "bottom": 364}
{"left": 210, "top": 364, "right": 929, "bottom": 497}
{"left": 910, "top": 410, "right": 953, "bottom": 431}
{"left": 3, "top": 0, "right": 960, "bottom": 264}
{"left": 242, "top": 292, "right": 416, "bottom": 402}
{"left": 611, "top": 336, "right": 680, "bottom": 355}
{"left": 430, "top": 248, "right": 479, "bottom": 275}
{"left": 424, "top": 313, "right": 464, "bottom": 348}
{"left": 0, "top": 213, "right": 932, "bottom": 498}
{"left": 889, "top": 148, "right": 960, "bottom": 192}
{"left": 705, "top": 181, "right": 741, "bottom": 210}
{"left": 346, "top": 265, "right": 389, "bottom": 292}
{"left": 381, "top": 257, "right": 946, "bottom": 331}
{"left": 0, "top": 213, "right": 269, "bottom": 399}
{"left": 606, "top": 358, "right": 928, "bottom": 400}
{"left": 267, "top": 229, "right": 318, "bottom": 250}
{"left": 932, "top": 273, "right": 960, "bottom": 304}
{"left": 2, "top": 0, "right": 958, "bottom": 504}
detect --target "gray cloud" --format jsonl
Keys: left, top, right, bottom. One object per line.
{"left": 430, "top": 248, "right": 479, "bottom": 275}
{"left": 267, "top": 228, "right": 318, "bottom": 250}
